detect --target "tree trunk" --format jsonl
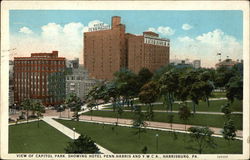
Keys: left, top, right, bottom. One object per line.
{"left": 206, "top": 96, "right": 210, "bottom": 107}
{"left": 192, "top": 102, "right": 196, "bottom": 113}
{"left": 26, "top": 110, "right": 29, "bottom": 123}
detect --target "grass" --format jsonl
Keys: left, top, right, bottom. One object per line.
{"left": 55, "top": 119, "right": 242, "bottom": 154}
{"left": 82, "top": 110, "right": 242, "bottom": 130}
{"left": 9, "top": 121, "right": 72, "bottom": 153}
{"left": 105, "top": 99, "right": 242, "bottom": 112}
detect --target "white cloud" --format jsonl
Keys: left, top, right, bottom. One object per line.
{"left": 182, "top": 24, "right": 193, "bottom": 30}
{"left": 147, "top": 26, "right": 175, "bottom": 36}
{"left": 11, "top": 20, "right": 108, "bottom": 64}
{"left": 19, "top": 27, "right": 33, "bottom": 34}
{"left": 171, "top": 29, "right": 242, "bottom": 68}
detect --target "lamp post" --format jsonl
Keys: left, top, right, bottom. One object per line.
{"left": 73, "top": 128, "right": 75, "bottom": 140}
{"left": 156, "top": 133, "right": 159, "bottom": 153}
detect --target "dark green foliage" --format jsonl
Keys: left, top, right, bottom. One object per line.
{"left": 178, "top": 103, "right": 191, "bottom": 130}
{"left": 65, "top": 93, "right": 82, "bottom": 121}
{"left": 141, "top": 146, "right": 148, "bottom": 154}
{"left": 167, "top": 113, "right": 174, "bottom": 130}
{"left": 221, "top": 119, "right": 237, "bottom": 142}
{"left": 138, "top": 67, "right": 153, "bottom": 89}
{"left": 132, "top": 106, "right": 147, "bottom": 139}
{"left": 65, "top": 134, "right": 99, "bottom": 153}
{"left": 226, "top": 76, "right": 243, "bottom": 103}
{"left": 221, "top": 102, "right": 232, "bottom": 118}
{"left": 188, "top": 127, "right": 217, "bottom": 154}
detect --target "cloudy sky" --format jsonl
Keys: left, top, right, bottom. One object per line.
{"left": 10, "top": 10, "right": 243, "bottom": 68}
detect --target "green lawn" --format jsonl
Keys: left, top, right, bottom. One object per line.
{"left": 9, "top": 121, "right": 72, "bottom": 153}
{"left": 55, "top": 119, "right": 242, "bottom": 154}
{"left": 82, "top": 110, "right": 242, "bottom": 130}
{"left": 106, "top": 99, "right": 242, "bottom": 112}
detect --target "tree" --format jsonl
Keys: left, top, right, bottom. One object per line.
{"left": 65, "top": 134, "right": 99, "bottom": 153}
{"left": 65, "top": 94, "right": 82, "bottom": 121}
{"left": 20, "top": 99, "right": 32, "bottom": 123}
{"left": 114, "top": 68, "right": 139, "bottom": 108}
{"left": 178, "top": 103, "right": 191, "bottom": 131}
{"left": 167, "top": 113, "right": 174, "bottom": 130}
{"left": 188, "top": 127, "right": 217, "bottom": 154}
{"left": 221, "top": 119, "right": 237, "bottom": 143}
{"left": 225, "top": 76, "right": 243, "bottom": 103}
{"left": 221, "top": 102, "right": 232, "bottom": 119}
{"left": 159, "top": 70, "right": 179, "bottom": 112}
{"left": 33, "top": 100, "right": 45, "bottom": 128}
{"left": 132, "top": 106, "right": 147, "bottom": 139}
{"left": 138, "top": 67, "right": 153, "bottom": 89}
{"left": 139, "top": 81, "right": 158, "bottom": 122}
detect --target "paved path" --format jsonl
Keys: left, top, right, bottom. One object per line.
{"left": 101, "top": 109, "right": 242, "bottom": 115}
{"left": 79, "top": 115, "right": 243, "bottom": 139}
{"left": 42, "top": 116, "right": 113, "bottom": 154}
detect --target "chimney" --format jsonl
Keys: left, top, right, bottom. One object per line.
{"left": 112, "top": 16, "right": 121, "bottom": 28}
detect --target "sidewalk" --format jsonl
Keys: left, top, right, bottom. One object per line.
{"left": 42, "top": 116, "right": 113, "bottom": 154}
{"left": 79, "top": 115, "right": 243, "bottom": 138}
{"left": 101, "top": 109, "right": 242, "bottom": 115}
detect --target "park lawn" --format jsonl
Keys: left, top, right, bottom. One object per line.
{"left": 82, "top": 110, "right": 242, "bottom": 130}
{"left": 105, "top": 99, "right": 242, "bottom": 112}
{"left": 55, "top": 119, "right": 242, "bottom": 154}
{"left": 9, "top": 121, "right": 72, "bottom": 153}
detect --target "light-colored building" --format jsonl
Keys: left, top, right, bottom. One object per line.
{"left": 193, "top": 60, "right": 201, "bottom": 69}
{"left": 9, "top": 60, "right": 14, "bottom": 107}
{"left": 215, "top": 58, "right": 239, "bottom": 69}
{"left": 66, "top": 66, "right": 98, "bottom": 100}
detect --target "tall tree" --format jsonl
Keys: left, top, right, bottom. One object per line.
{"left": 188, "top": 127, "right": 217, "bottom": 154}
{"left": 20, "top": 99, "right": 32, "bottom": 123}
{"left": 225, "top": 76, "right": 243, "bottom": 103}
{"left": 221, "top": 119, "right": 237, "bottom": 144}
{"left": 138, "top": 67, "right": 153, "bottom": 89}
{"left": 132, "top": 106, "right": 147, "bottom": 139}
{"left": 159, "top": 70, "right": 179, "bottom": 112}
{"left": 33, "top": 100, "right": 45, "bottom": 128}
{"left": 139, "top": 81, "right": 158, "bottom": 122}
{"left": 65, "top": 93, "right": 82, "bottom": 121}
{"left": 114, "top": 68, "right": 139, "bottom": 108}
{"left": 65, "top": 134, "right": 99, "bottom": 153}
{"left": 178, "top": 103, "right": 191, "bottom": 131}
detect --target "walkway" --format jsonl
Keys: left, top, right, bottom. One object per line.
{"left": 78, "top": 115, "right": 243, "bottom": 139}
{"left": 42, "top": 116, "right": 113, "bottom": 154}
{"left": 101, "top": 109, "right": 242, "bottom": 115}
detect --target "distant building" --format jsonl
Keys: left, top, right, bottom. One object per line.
{"left": 215, "top": 58, "right": 239, "bottom": 69}
{"left": 84, "top": 16, "right": 170, "bottom": 80}
{"left": 9, "top": 60, "right": 14, "bottom": 107}
{"left": 66, "top": 63, "right": 98, "bottom": 100}
{"left": 193, "top": 60, "right": 201, "bottom": 69}
{"left": 127, "top": 31, "right": 170, "bottom": 73}
{"left": 14, "top": 51, "right": 66, "bottom": 106}
{"left": 170, "top": 59, "right": 193, "bottom": 68}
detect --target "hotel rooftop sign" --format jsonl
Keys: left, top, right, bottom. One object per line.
{"left": 88, "top": 23, "right": 111, "bottom": 32}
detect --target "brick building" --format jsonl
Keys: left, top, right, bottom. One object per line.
{"left": 14, "top": 51, "right": 66, "bottom": 106}
{"left": 84, "top": 16, "right": 170, "bottom": 80}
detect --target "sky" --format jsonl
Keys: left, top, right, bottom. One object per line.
{"left": 9, "top": 10, "right": 243, "bottom": 68}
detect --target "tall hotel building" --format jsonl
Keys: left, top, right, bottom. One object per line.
{"left": 14, "top": 51, "right": 66, "bottom": 106}
{"left": 84, "top": 16, "right": 170, "bottom": 80}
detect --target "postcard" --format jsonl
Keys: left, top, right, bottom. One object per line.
{"left": 1, "top": 1, "right": 249, "bottom": 159}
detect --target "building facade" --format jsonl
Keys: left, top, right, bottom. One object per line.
{"left": 215, "top": 58, "right": 239, "bottom": 69}
{"left": 84, "top": 16, "right": 170, "bottom": 80}
{"left": 14, "top": 51, "right": 66, "bottom": 106}
{"left": 84, "top": 16, "right": 127, "bottom": 80}
{"left": 66, "top": 65, "right": 98, "bottom": 100}
{"left": 127, "top": 31, "right": 170, "bottom": 73}
{"left": 193, "top": 60, "right": 201, "bottom": 69}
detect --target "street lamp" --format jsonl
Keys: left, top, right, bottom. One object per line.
{"left": 156, "top": 133, "right": 159, "bottom": 153}
{"left": 73, "top": 128, "right": 75, "bottom": 140}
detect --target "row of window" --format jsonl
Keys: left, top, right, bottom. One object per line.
{"left": 15, "top": 60, "right": 65, "bottom": 65}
